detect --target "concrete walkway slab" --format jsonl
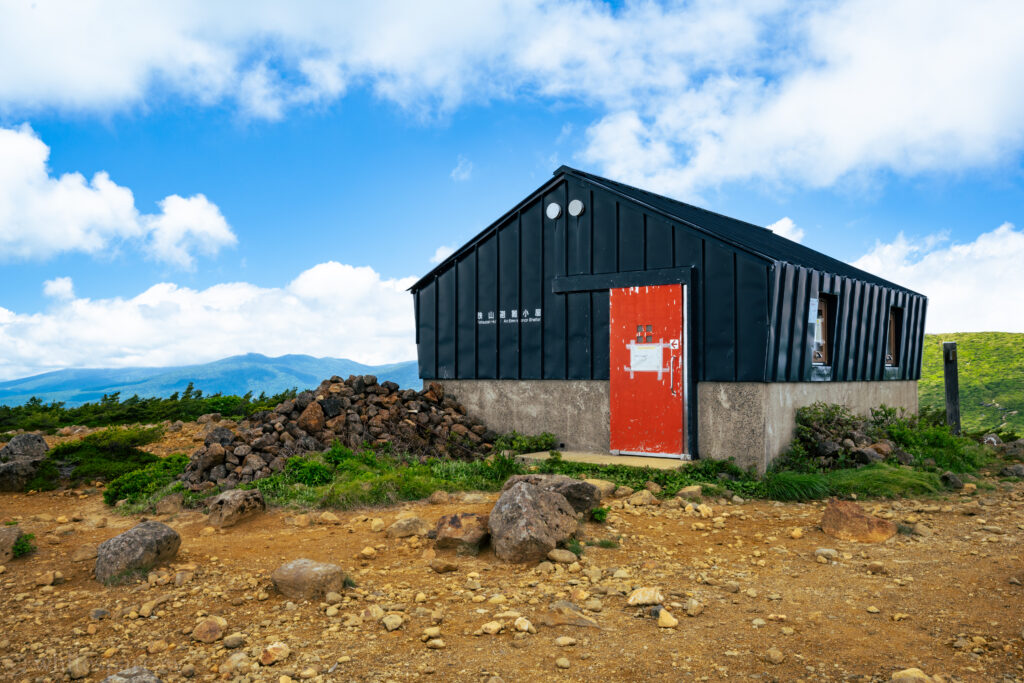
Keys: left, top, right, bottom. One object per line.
{"left": 517, "top": 450, "right": 687, "bottom": 470}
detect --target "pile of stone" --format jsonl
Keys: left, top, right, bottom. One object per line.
{"left": 181, "top": 375, "right": 497, "bottom": 490}
{"left": 0, "top": 433, "right": 49, "bottom": 492}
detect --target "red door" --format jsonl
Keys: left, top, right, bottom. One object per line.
{"left": 609, "top": 284, "right": 687, "bottom": 457}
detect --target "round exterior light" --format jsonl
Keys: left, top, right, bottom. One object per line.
{"left": 568, "top": 199, "right": 585, "bottom": 217}
{"left": 545, "top": 202, "right": 562, "bottom": 219}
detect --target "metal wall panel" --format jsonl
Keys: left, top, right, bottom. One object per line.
{"left": 456, "top": 255, "right": 476, "bottom": 379}
{"left": 436, "top": 268, "right": 456, "bottom": 379}
{"left": 498, "top": 219, "right": 519, "bottom": 379}
{"left": 703, "top": 241, "right": 736, "bottom": 381}
{"left": 519, "top": 202, "right": 544, "bottom": 379}
{"left": 475, "top": 236, "right": 498, "bottom": 379}
{"left": 417, "top": 281, "right": 436, "bottom": 379}
{"left": 542, "top": 187, "right": 567, "bottom": 379}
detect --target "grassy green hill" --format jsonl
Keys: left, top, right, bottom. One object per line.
{"left": 919, "top": 332, "right": 1024, "bottom": 435}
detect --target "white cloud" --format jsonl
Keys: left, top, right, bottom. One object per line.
{"left": 450, "top": 155, "right": 473, "bottom": 182}
{"left": 1, "top": 0, "right": 1020, "bottom": 199}
{"left": 766, "top": 217, "right": 804, "bottom": 243}
{"left": 42, "top": 276, "right": 75, "bottom": 300}
{"left": 853, "top": 222, "right": 1024, "bottom": 333}
{"left": 0, "top": 125, "right": 235, "bottom": 267}
{"left": 0, "top": 262, "right": 417, "bottom": 380}
{"left": 430, "top": 245, "right": 455, "bottom": 264}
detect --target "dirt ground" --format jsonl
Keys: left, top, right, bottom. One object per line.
{"left": 1, "top": 457, "right": 1023, "bottom": 682}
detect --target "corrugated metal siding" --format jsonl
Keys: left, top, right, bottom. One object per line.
{"left": 765, "top": 262, "right": 927, "bottom": 381}
{"left": 413, "top": 170, "right": 927, "bottom": 384}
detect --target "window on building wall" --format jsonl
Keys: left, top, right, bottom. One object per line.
{"left": 886, "top": 307, "right": 903, "bottom": 366}
{"left": 812, "top": 294, "right": 835, "bottom": 366}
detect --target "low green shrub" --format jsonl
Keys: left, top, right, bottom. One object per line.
{"left": 26, "top": 425, "right": 164, "bottom": 491}
{"left": 563, "top": 537, "right": 584, "bottom": 557}
{"left": 591, "top": 506, "right": 610, "bottom": 522}
{"left": 103, "top": 453, "right": 189, "bottom": 506}
{"left": 493, "top": 431, "right": 558, "bottom": 454}
{"left": 12, "top": 532, "right": 36, "bottom": 558}
{"left": 285, "top": 457, "right": 334, "bottom": 486}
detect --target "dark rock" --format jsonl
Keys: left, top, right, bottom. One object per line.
{"left": 941, "top": 471, "right": 964, "bottom": 489}
{"left": 295, "top": 391, "right": 314, "bottom": 411}
{"left": 501, "top": 474, "right": 600, "bottom": 514}
{"left": 1000, "top": 463, "right": 1024, "bottom": 477}
{"left": 204, "top": 427, "right": 235, "bottom": 448}
{"left": 95, "top": 521, "right": 181, "bottom": 585}
{"left": 893, "top": 449, "right": 914, "bottom": 466}
{"left": 320, "top": 398, "right": 344, "bottom": 419}
{"left": 814, "top": 440, "right": 842, "bottom": 459}
{"left": 207, "top": 488, "right": 265, "bottom": 528}
{"left": 101, "top": 666, "right": 162, "bottom": 683}
{"left": 0, "top": 433, "right": 49, "bottom": 491}
{"left": 853, "top": 448, "right": 884, "bottom": 465}
{"left": 489, "top": 482, "right": 578, "bottom": 563}
{"left": 434, "top": 512, "right": 489, "bottom": 555}
{"left": 0, "top": 433, "right": 48, "bottom": 461}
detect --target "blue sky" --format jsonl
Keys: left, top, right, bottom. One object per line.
{"left": 1, "top": 1, "right": 1023, "bottom": 379}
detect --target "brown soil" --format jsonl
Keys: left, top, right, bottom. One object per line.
{"left": 1, "top": 465, "right": 1022, "bottom": 681}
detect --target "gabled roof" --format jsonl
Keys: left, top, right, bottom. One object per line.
{"left": 413, "top": 166, "right": 919, "bottom": 295}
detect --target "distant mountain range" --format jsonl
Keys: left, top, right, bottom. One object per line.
{"left": 0, "top": 354, "right": 421, "bottom": 407}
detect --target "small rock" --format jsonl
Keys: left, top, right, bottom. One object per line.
{"left": 360, "top": 546, "right": 377, "bottom": 559}
{"left": 206, "top": 488, "right": 266, "bottom": 528}
{"left": 481, "top": 620, "right": 503, "bottom": 635}
{"left": 514, "top": 617, "right": 535, "bottom": 632}
{"left": 425, "top": 638, "right": 446, "bottom": 649}
{"left": 555, "top": 636, "right": 577, "bottom": 646}
{"left": 657, "top": 610, "right": 679, "bottom": 628}
{"left": 271, "top": 558, "right": 347, "bottom": 600}
{"left": 428, "top": 490, "right": 450, "bottom": 504}
{"left": 191, "top": 616, "right": 227, "bottom": 643}
{"left": 383, "top": 614, "right": 404, "bottom": 631}
{"left": 685, "top": 599, "right": 703, "bottom": 617}
{"left": 67, "top": 656, "right": 90, "bottom": 679}
{"left": 430, "top": 558, "right": 458, "bottom": 573}
{"left": 260, "top": 641, "right": 291, "bottom": 666}
{"left": 223, "top": 632, "right": 246, "bottom": 649}
{"left": 95, "top": 521, "right": 180, "bottom": 585}
{"left": 386, "top": 517, "right": 431, "bottom": 538}
{"left": 102, "top": 665, "right": 163, "bottom": 682}
{"left": 867, "top": 561, "right": 887, "bottom": 575}
{"left": 555, "top": 657, "right": 571, "bottom": 670}
{"left": 866, "top": 605, "right": 880, "bottom": 613}
{"left": 370, "top": 518, "right": 386, "bottom": 532}
{"left": 626, "top": 586, "right": 664, "bottom": 606}
{"left": 766, "top": 648, "right": 785, "bottom": 664}
{"left": 548, "top": 548, "right": 577, "bottom": 564}
{"left": 790, "top": 528, "right": 803, "bottom": 539}
{"left": 890, "top": 668, "right": 934, "bottom": 682}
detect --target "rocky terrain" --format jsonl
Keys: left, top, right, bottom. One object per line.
{"left": 181, "top": 377, "right": 495, "bottom": 490}
{"left": 1, "top": 447, "right": 1023, "bottom": 683}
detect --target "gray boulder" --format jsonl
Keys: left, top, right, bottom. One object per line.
{"left": 489, "top": 481, "right": 578, "bottom": 563}
{"left": 501, "top": 474, "right": 599, "bottom": 514}
{"left": 0, "top": 524, "right": 22, "bottom": 563}
{"left": 1000, "top": 463, "right": 1024, "bottom": 478}
{"left": 207, "top": 488, "right": 265, "bottom": 528}
{"left": 102, "top": 667, "right": 162, "bottom": 683}
{"left": 271, "top": 558, "right": 346, "bottom": 600}
{"left": 0, "top": 433, "right": 49, "bottom": 491}
{"left": 95, "top": 521, "right": 180, "bottom": 585}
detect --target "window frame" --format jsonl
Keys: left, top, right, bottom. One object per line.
{"left": 811, "top": 293, "right": 836, "bottom": 367}
{"left": 885, "top": 306, "right": 903, "bottom": 367}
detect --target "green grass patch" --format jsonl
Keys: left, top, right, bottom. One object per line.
{"left": 563, "top": 537, "right": 584, "bottom": 557}
{"left": 825, "top": 464, "right": 943, "bottom": 499}
{"left": 763, "top": 471, "right": 831, "bottom": 501}
{"left": 919, "top": 332, "right": 1024, "bottom": 435}
{"left": 587, "top": 537, "right": 620, "bottom": 549}
{"left": 590, "top": 506, "right": 610, "bottom": 523}
{"left": 239, "top": 442, "right": 528, "bottom": 509}
{"left": 12, "top": 532, "right": 36, "bottom": 558}
{"left": 25, "top": 426, "right": 164, "bottom": 491}
{"left": 103, "top": 453, "right": 189, "bottom": 506}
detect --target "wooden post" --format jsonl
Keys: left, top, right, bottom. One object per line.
{"left": 942, "top": 341, "right": 960, "bottom": 435}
